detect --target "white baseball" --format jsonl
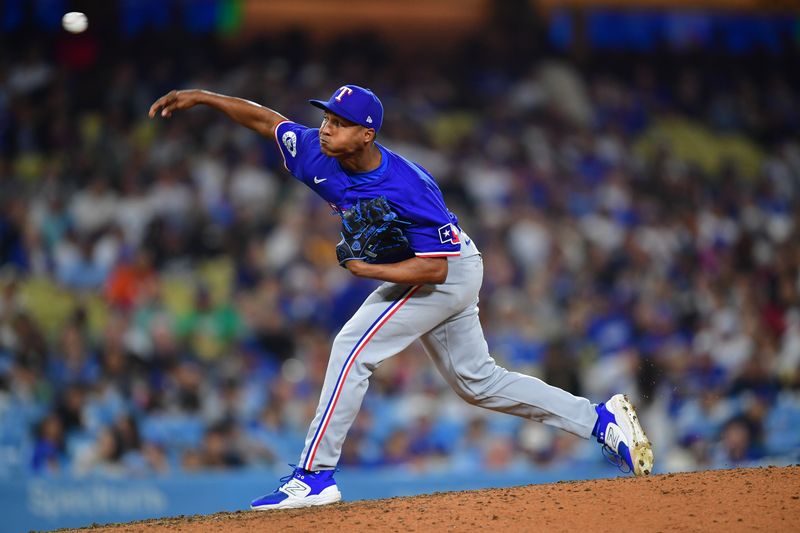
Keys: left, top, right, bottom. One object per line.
{"left": 62, "top": 12, "right": 88, "bottom": 34}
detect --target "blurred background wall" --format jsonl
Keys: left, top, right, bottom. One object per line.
{"left": 1, "top": 0, "right": 799, "bottom": 530}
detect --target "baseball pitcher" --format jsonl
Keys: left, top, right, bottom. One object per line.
{"left": 149, "top": 84, "right": 653, "bottom": 510}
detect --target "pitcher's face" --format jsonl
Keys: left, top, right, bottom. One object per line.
{"left": 318, "top": 111, "right": 374, "bottom": 158}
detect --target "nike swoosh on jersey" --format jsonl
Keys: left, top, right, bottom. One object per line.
{"left": 313, "top": 176, "right": 327, "bottom": 184}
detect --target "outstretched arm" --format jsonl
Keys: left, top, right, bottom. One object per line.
{"left": 148, "top": 89, "right": 288, "bottom": 138}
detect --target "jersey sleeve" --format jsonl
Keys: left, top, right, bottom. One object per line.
{"left": 274, "top": 121, "right": 319, "bottom": 183}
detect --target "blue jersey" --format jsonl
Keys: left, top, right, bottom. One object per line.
{"left": 275, "top": 121, "right": 462, "bottom": 258}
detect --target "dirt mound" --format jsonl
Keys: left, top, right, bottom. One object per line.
{"left": 60, "top": 466, "right": 799, "bottom": 533}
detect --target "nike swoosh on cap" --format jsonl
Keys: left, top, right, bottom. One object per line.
{"left": 314, "top": 176, "right": 327, "bottom": 184}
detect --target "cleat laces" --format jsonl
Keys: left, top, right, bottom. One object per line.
{"left": 274, "top": 464, "right": 300, "bottom": 490}
{"left": 601, "top": 445, "right": 631, "bottom": 474}
{"left": 274, "top": 463, "right": 341, "bottom": 490}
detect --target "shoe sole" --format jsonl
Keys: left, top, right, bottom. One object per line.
{"left": 250, "top": 486, "right": 342, "bottom": 510}
{"left": 608, "top": 394, "right": 654, "bottom": 476}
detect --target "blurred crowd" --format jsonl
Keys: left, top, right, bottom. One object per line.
{"left": 1, "top": 25, "right": 800, "bottom": 480}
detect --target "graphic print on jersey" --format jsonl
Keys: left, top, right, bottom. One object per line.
{"left": 282, "top": 130, "right": 297, "bottom": 157}
{"left": 438, "top": 223, "right": 460, "bottom": 245}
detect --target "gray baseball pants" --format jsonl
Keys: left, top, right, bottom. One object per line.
{"left": 299, "top": 233, "right": 598, "bottom": 471}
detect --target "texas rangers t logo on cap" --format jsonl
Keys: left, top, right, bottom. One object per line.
{"left": 334, "top": 86, "right": 354, "bottom": 102}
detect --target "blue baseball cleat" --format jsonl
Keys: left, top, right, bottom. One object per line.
{"left": 593, "top": 394, "right": 654, "bottom": 476}
{"left": 250, "top": 466, "right": 342, "bottom": 510}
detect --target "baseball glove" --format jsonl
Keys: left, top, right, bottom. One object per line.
{"left": 336, "top": 196, "right": 411, "bottom": 266}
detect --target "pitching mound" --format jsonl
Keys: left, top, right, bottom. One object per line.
{"left": 60, "top": 466, "right": 799, "bottom": 532}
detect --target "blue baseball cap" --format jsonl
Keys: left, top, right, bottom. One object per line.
{"left": 309, "top": 85, "right": 384, "bottom": 132}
